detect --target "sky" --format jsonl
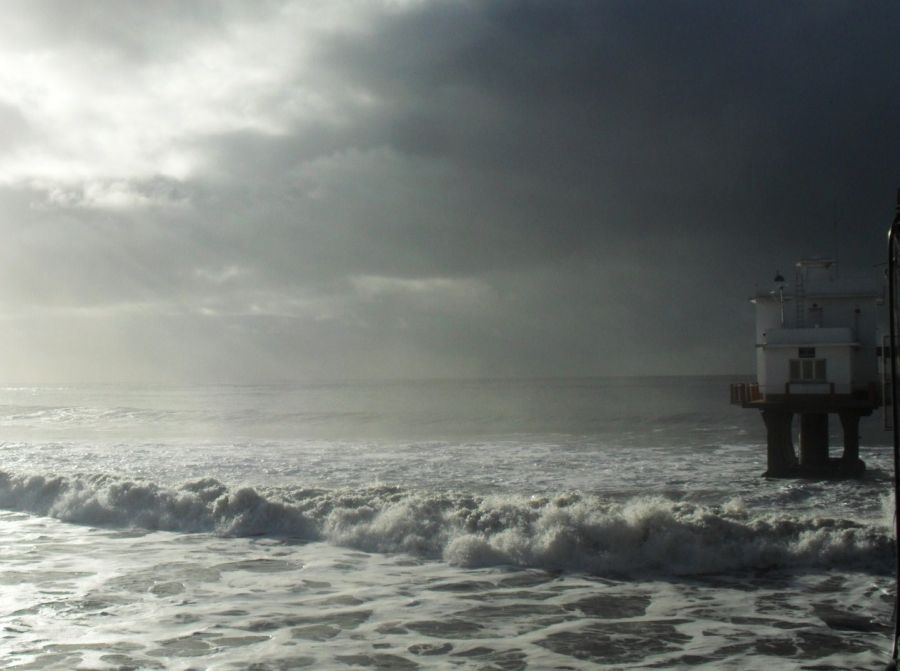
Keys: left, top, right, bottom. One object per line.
{"left": 0, "top": 0, "right": 897, "bottom": 383}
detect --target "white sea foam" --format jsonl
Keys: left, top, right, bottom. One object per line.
{"left": 0, "top": 469, "right": 890, "bottom": 577}
{"left": 0, "top": 380, "right": 892, "bottom": 669}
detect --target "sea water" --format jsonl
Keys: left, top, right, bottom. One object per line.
{"left": 0, "top": 376, "right": 893, "bottom": 669}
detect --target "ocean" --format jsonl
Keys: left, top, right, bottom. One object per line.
{"left": 0, "top": 376, "right": 893, "bottom": 670}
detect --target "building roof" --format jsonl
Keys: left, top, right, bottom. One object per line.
{"left": 752, "top": 277, "right": 882, "bottom": 302}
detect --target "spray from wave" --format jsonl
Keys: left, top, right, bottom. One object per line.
{"left": 0, "top": 469, "right": 890, "bottom": 576}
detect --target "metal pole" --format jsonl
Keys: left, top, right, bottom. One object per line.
{"left": 886, "top": 188, "right": 900, "bottom": 669}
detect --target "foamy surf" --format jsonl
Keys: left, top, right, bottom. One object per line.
{"left": 0, "top": 378, "right": 892, "bottom": 669}
{"left": 0, "top": 509, "right": 890, "bottom": 671}
{"left": 0, "top": 469, "right": 890, "bottom": 577}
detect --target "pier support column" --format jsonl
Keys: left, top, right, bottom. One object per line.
{"left": 838, "top": 411, "right": 866, "bottom": 476}
{"left": 799, "top": 413, "right": 829, "bottom": 470}
{"left": 761, "top": 410, "right": 796, "bottom": 477}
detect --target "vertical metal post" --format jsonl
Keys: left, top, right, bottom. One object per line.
{"left": 886, "top": 188, "right": 900, "bottom": 666}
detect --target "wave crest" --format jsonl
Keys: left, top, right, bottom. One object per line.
{"left": 0, "top": 469, "right": 889, "bottom": 576}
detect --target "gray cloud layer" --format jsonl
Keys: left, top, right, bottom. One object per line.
{"left": 0, "top": 0, "right": 897, "bottom": 382}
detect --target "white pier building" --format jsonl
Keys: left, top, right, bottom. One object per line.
{"left": 730, "top": 258, "right": 883, "bottom": 477}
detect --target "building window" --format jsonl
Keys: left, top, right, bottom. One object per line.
{"left": 789, "top": 358, "right": 827, "bottom": 382}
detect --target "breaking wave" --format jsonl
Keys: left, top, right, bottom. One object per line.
{"left": 0, "top": 469, "right": 890, "bottom": 576}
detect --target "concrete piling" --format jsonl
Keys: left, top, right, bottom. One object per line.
{"left": 761, "top": 409, "right": 797, "bottom": 477}
{"left": 757, "top": 406, "right": 868, "bottom": 478}
{"left": 799, "top": 413, "right": 829, "bottom": 470}
{"left": 837, "top": 411, "right": 865, "bottom": 476}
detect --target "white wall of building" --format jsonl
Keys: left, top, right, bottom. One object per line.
{"left": 760, "top": 344, "right": 853, "bottom": 395}
{"left": 752, "top": 262, "right": 883, "bottom": 396}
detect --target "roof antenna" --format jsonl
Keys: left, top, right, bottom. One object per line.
{"left": 833, "top": 217, "right": 840, "bottom": 279}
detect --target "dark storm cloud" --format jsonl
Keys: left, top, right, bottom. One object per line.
{"left": 320, "top": 0, "right": 899, "bottom": 261}
{"left": 0, "top": 0, "right": 897, "bottom": 381}
{"left": 285, "top": 0, "right": 898, "bottom": 377}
